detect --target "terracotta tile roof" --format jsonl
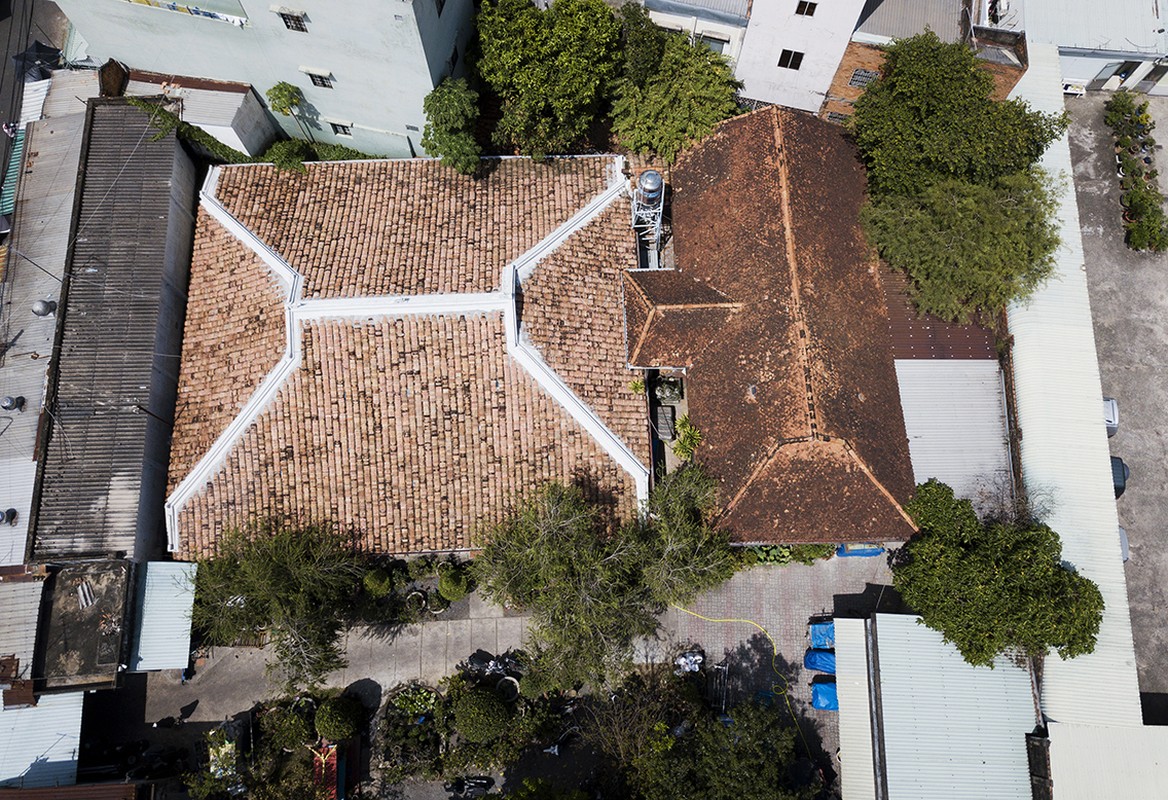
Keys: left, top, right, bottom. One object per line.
{"left": 520, "top": 202, "right": 652, "bottom": 467}
{"left": 176, "top": 314, "right": 636, "bottom": 558}
{"left": 622, "top": 270, "right": 741, "bottom": 368}
{"left": 213, "top": 158, "right": 615, "bottom": 298}
{"left": 881, "top": 264, "right": 997, "bottom": 359}
{"left": 168, "top": 210, "right": 288, "bottom": 491}
{"left": 663, "top": 107, "right": 915, "bottom": 543}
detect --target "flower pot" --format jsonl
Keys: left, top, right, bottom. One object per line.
{"left": 496, "top": 676, "right": 520, "bottom": 703}
{"left": 405, "top": 590, "right": 428, "bottom": 613}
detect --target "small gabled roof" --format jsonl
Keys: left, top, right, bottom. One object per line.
{"left": 622, "top": 270, "right": 741, "bottom": 368}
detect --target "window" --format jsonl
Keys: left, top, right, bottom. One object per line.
{"left": 777, "top": 49, "right": 804, "bottom": 70}
{"left": 826, "top": 111, "right": 851, "bottom": 124}
{"left": 848, "top": 68, "right": 879, "bottom": 88}
{"left": 406, "top": 124, "right": 420, "bottom": 132}
{"left": 795, "top": 1, "right": 817, "bottom": 15}
{"left": 330, "top": 122, "right": 352, "bottom": 136}
{"left": 278, "top": 12, "right": 307, "bottom": 32}
{"left": 698, "top": 34, "right": 729, "bottom": 55}
{"left": 309, "top": 73, "right": 333, "bottom": 88}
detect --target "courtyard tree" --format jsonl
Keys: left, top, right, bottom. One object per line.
{"left": 611, "top": 26, "right": 741, "bottom": 163}
{"left": 192, "top": 520, "right": 364, "bottom": 689}
{"left": 265, "top": 81, "right": 313, "bottom": 141}
{"left": 474, "top": 465, "right": 733, "bottom": 687}
{"left": 892, "top": 479, "right": 1104, "bottom": 667}
{"left": 478, "top": 0, "right": 622, "bottom": 156}
{"left": 422, "top": 77, "right": 482, "bottom": 175}
{"left": 852, "top": 32, "right": 1067, "bottom": 322}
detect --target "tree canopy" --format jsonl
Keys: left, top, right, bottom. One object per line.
{"left": 473, "top": 465, "right": 735, "bottom": 688}
{"left": 192, "top": 521, "right": 363, "bottom": 689}
{"left": 422, "top": 77, "right": 482, "bottom": 175}
{"left": 852, "top": 32, "right": 1066, "bottom": 322}
{"left": 478, "top": 0, "right": 621, "bottom": 157}
{"left": 610, "top": 8, "right": 741, "bottom": 163}
{"left": 892, "top": 480, "right": 1104, "bottom": 667}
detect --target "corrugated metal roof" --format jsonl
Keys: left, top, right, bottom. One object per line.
{"left": 0, "top": 691, "right": 84, "bottom": 788}
{"left": 1007, "top": 43, "right": 1142, "bottom": 727}
{"left": 895, "top": 359, "right": 1012, "bottom": 515}
{"left": 41, "top": 70, "right": 99, "bottom": 120}
{"left": 18, "top": 79, "right": 50, "bottom": 128}
{"left": 1022, "top": 0, "right": 1168, "bottom": 54}
{"left": 0, "top": 113, "right": 88, "bottom": 567}
{"left": 131, "top": 561, "right": 196, "bottom": 671}
{"left": 0, "top": 130, "right": 25, "bottom": 216}
{"left": 855, "top": 0, "right": 961, "bottom": 43}
{"left": 644, "top": 0, "right": 749, "bottom": 26}
{"left": 1047, "top": 722, "right": 1168, "bottom": 798}
{"left": 835, "top": 617, "right": 876, "bottom": 800}
{"left": 125, "top": 79, "right": 245, "bottom": 128}
{"left": 32, "top": 100, "right": 192, "bottom": 560}
{"left": 872, "top": 614, "right": 1035, "bottom": 800}
{"left": 0, "top": 581, "right": 44, "bottom": 679}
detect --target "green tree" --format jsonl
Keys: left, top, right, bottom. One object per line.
{"left": 474, "top": 466, "right": 733, "bottom": 688}
{"left": 851, "top": 32, "right": 1066, "bottom": 196}
{"left": 452, "top": 687, "right": 512, "bottom": 743}
{"left": 266, "top": 81, "right": 313, "bottom": 141}
{"left": 629, "top": 703, "right": 818, "bottom": 800}
{"left": 192, "top": 521, "right": 364, "bottom": 689}
{"left": 612, "top": 32, "right": 741, "bottom": 163}
{"left": 893, "top": 479, "right": 1105, "bottom": 667}
{"left": 478, "top": 0, "right": 622, "bottom": 156}
{"left": 618, "top": 3, "right": 668, "bottom": 89}
{"left": 315, "top": 695, "right": 365, "bottom": 742}
{"left": 422, "top": 77, "right": 482, "bottom": 175}
{"left": 861, "top": 170, "right": 1060, "bottom": 322}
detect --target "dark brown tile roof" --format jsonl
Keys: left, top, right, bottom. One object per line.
{"left": 520, "top": 202, "right": 652, "bottom": 466}
{"left": 665, "top": 107, "right": 916, "bottom": 543}
{"left": 622, "top": 270, "right": 741, "bottom": 368}
{"left": 168, "top": 210, "right": 288, "bottom": 491}
{"left": 213, "top": 158, "right": 615, "bottom": 298}
{"left": 880, "top": 265, "right": 997, "bottom": 359}
{"left": 176, "top": 314, "right": 635, "bottom": 558}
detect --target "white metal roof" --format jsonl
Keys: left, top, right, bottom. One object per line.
{"left": 895, "top": 359, "right": 1011, "bottom": 515}
{"left": 872, "top": 614, "right": 1036, "bottom": 800}
{"left": 17, "top": 79, "right": 50, "bottom": 128}
{"left": 1007, "top": 43, "right": 1142, "bottom": 727}
{"left": 0, "top": 581, "right": 44, "bottom": 679}
{"left": 1047, "top": 722, "right": 1168, "bottom": 799}
{"left": 0, "top": 691, "right": 84, "bottom": 788}
{"left": 835, "top": 617, "right": 877, "bottom": 800}
{"left": 1020, "top": 0, "right": 1168, "bottom": 55}
{"left": 855, "top": 0, "right": 961, "bottom": 43}
{"left": 130, "top": 561, "right": 197, "bottom": 671}
{"left": 125, "top": 78, "right": 247, "bottom": 128}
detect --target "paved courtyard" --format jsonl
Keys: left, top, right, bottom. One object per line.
{"left": 1066, "top": 92, "right": 1168, "bottom": 721}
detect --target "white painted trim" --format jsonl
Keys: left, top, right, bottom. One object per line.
{"left": 514, "top": 157, "right": 627, "bottom": 281}
{"left": 296, "top": 292, "right": 504, "bottom": 320}
{"left": 200, "top": 191, "right": 302, "bottom": 298}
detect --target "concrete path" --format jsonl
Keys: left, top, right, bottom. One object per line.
{"left": 146, "top": 593, "right": 527, "bottom": 724}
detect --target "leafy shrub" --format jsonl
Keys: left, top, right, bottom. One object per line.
{"left": 739, "top": 545, "right": 792, "bottom": 566}
{"left": 452, "top": 688, "right": 510, "bottom": 743}
{"left": 380, "top": 685, "right": 443, "bottom": 782}
{"left": 671, "top": 415, "right": 703, "bottom": 460}
{"left": 422, "top": 77, "right": 482, "bottom": 175}
{"left": 315, "top": 695, "right": 365, "bottom": 742}
{"left": 263, "top": 138, "right": 315, "bottom": 173}
{"left": 438, "top": 563, "right": 474, "bottom": 602}
{"left": 363, "top": 567, "right": 395, "bottom": 599}
{"left": 789, "top": 543, "right": 835, "bottom": 564}
{"left": 392, "top": 684, "right": 439, "bottom": 717}
{"left": 260, "top": 700, "right": 316, "bottom": 752}
{"left": 408, "top": 556, "right": 436, "bottom": 581}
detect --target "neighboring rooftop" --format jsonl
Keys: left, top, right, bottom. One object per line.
{"left": 36, "top": 560, "right": 130, "bottom": 692}
{"left": 168, "top": 157, "right": 648, "bottom": 558}
{"left": 641, "top": 107, "right": 916, "bottom": 543}
{"left": 837, "top": 614, "right": 1038, "bottom": 800}
{"left": 643, "top": 0, "right": 749, "bottom": 26}
{"left": 30, "top": 99, "right": 196, "bottom": 562}
{"left": 855, "top": 0, "right": 961, "bottom": 43}
{"left": 1019, "top": 0, "right": 1168, "bottom": 54}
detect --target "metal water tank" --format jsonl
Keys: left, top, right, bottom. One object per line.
{"left": 638, "top": 170, "right": 664, "bottom": 204}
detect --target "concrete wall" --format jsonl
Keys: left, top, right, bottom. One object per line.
{"left": 56, "top": 0, "right": 474, "bottom": 157}
{"left": 736, "top": 0, "right": 866, "bottom": 112}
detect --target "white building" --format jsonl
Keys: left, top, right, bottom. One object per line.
{"left": 54, "top": 0, "right": 474, "bottom": 157}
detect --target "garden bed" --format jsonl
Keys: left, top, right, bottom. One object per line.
{"left": 1106, "top": 91, "right": 1168, "bottom": 251}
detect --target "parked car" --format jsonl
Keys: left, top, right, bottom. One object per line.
{"left": 1112, "top": 456, "right": 1130, "bottom": 498}
{"left": 1104, "top": 397, "right": 1120, "bottom": 437}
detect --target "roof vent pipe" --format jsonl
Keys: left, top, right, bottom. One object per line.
{"left": 31, "top": 299, "right": 56, "bottom": 317}
{"left": 0, "top": 396, "right": 24, "bottom": 412}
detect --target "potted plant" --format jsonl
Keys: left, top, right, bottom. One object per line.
{"left": 1116, "top": 135, "right": 1134, "bottom": 153}
{"left": 405, "top": 589, "right": 428, "bottom": 614}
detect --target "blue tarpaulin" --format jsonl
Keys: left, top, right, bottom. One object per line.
{"left": 811, "top": 682, "right": 838, "bottom": 711}
{"left": 836, "top": 542, "right": 885, "bottom": 557}
{"left": 809, "top": 621, "right": 835, "bottom": 649}
{"left": 803, "top": 649, "right": 836, "bottom": 674}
